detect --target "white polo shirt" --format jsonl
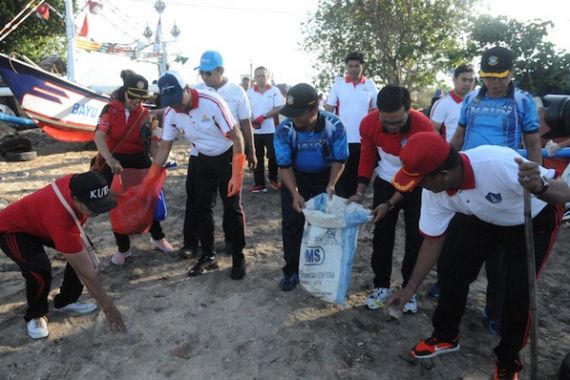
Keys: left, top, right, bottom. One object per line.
{"left": 430, "top": 90, "right": 464, "bottom": 142}
{"left": 326, "top": 76, "right": 378, "bottom": 143}
{"left": 247, "top": 85, "right": 284, "bottom": 134}
{"left": 162, "top": 88, "right": 236, "bottom": 157}
{"left": 419, "top": 145, "right": 554, "bottom": 237}
{"left": 193, "top": 80, "right": 251, "bottom": 122}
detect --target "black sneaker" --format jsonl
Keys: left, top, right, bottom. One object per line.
{"left": 279, "top": 272, "right": 299, "bottom": 291}
{"left": 187, "top": 254, "right": 218, "bottom": 277}
{"left": 230, "top": 258, "right": 246, "bottom": 280}
{"left": 493, "top": 359, "right": 522, "bottom": 380}
{"left": 179, "top": 245, "right": 200, "bottom": 259}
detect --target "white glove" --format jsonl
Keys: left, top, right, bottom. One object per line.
{"left": 545, "top": 140, "right": 561, "bottom": 156}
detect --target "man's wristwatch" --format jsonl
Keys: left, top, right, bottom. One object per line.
{"left": 533, "top": 176, "right": 550, "bottom": 195}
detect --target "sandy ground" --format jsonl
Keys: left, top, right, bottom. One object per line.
{"left": 1, "top": 128, "right": 569, "bottom": 380}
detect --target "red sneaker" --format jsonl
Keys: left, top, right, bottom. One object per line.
{"left": 410, "top": 336, "right": 460, "bottom": 359}
{"left": 493, "top": 360, "right": 521, "bottom": 380}
{"left": 248, "top": 185, "right": 267, "bottom": 193}
{"left": 270, "top": 179, "right": 281, "bottom": 190}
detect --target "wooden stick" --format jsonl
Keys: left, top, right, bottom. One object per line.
{"left": 523, "top": 188, "right": 538, "bottom": 380}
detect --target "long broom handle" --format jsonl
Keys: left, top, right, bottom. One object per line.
{"left": 523, "top": 188, "right": 538, "bottom": 380}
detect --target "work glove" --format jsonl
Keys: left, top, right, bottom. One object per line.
{"left": 227, "top": 154, "right": 246, "bottom": 197}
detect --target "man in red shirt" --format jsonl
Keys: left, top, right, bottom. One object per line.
{"left": 348, "top": 85, "right": 436, "bottom": 313}
{"left": 0, "top": 171, "right": 126, "bottom": 339}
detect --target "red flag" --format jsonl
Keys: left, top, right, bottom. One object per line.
{"left": 36, "top": 3, "right": 50, "bottom": 20}
{"left": 79, "top": 14, "right": 89, "bottom": 37}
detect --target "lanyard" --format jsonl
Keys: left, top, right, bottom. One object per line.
{"left": 50, "top": 182, "right": 99, "bottom": 269}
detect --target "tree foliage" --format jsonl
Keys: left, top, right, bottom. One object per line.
{"left": 302, "top": 0, "right": 473, "bottom": 94}
{"left": 0, "top": 1, "right": 68, "bottom": 62}
{"left": 464, "top": 15, "right": 570, "bottom": 95}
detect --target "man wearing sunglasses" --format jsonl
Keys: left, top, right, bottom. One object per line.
{"left": 346, "top": 85, "right": 436, "bottom": 314}
{"left": 192, "top": 50, "right": 257, "bottom": 258}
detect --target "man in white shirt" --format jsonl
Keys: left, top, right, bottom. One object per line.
{"left": 154, "top": 70, "right": 247, "bottom": 280}
{"left": 247, "top": 66, "right": 284, "bottom": 192}
{"left": 387, "top": 132, "right": 560, "bottom": 380}
{"left": 325, "top": 52, "right": 378, "bottom": 197}
{"left": 430, "top": 64, "right": 475, "bottom": 142}
{"left": 191, "top": 51, "right": 256, "bottom": 256}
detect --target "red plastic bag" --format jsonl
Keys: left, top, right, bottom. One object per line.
{"left": 110, "top": 167, "right": 167, "bottom": 235}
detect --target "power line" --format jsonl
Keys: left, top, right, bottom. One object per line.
{"left": 126, "top": 0, "right": 311, "bottom": 16}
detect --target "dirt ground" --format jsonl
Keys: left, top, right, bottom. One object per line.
{"left": 0, "top": 128, "right": 569, "bottom": 380}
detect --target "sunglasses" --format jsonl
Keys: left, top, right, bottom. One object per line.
{"left": 200, "top": 70, "right": 213, "bottom": 77}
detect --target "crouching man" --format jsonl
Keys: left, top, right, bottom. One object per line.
{"left": 0, "top": 171, "right": 126, "bottom": 339}
{"left": 386, "top": 132, "right": 561, "bottom": 379}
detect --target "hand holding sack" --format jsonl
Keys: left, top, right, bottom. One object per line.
{"left": 545, "top": 140, "right": 561, "bottom": 156}
{"left": 227, "top": 154, "right": 245, "bottom": 197}
{"left": 110, "top": 165, "right": 167, "bottom": 235}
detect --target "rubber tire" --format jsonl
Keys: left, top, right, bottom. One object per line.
{"left": 0, "top": 137, "right": 32, "bottom": 156}
{"left": 3, "top": 150, "right": 37, "bottom": 162}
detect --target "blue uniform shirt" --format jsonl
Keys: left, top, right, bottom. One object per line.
{"left": 274, "top": 111, "right": 348, "bottom": 174}
{"left": 458, "top": 84, "right": 539, "bottom": 150}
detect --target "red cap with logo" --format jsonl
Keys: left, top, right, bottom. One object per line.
{"left": 392, "top": 132, "right": 451, "bottom": 192}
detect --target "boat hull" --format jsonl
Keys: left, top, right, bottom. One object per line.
{"left": 0, "top": 54, "right": 110, "bottom": 142}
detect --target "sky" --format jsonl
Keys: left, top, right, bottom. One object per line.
{"left": 73, "top": 0, "right": 570, "bottom": 90}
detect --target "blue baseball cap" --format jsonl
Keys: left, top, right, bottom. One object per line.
{"left": 195, "top": 50, "right": 223, "bottom": 71}
{"left": 158, "top": 70, "right": 186, "bottom": 107}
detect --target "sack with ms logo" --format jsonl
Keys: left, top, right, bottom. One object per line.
{"left": 299, "top": 194, "right": 370, "bottom": 305}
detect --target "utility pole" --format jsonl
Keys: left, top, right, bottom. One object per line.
{"left": 64, "top": 0, "right": 76, "bottom": 81}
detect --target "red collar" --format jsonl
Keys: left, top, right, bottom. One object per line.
{"left": 449, "top": 90, "right": 464, "bottom": 104}
{"left": 188, "top": 88, "right": 199, "bottom": 110}
{"left": 446, "top": 153, "right": 475, "bottom": 196}
{"left": 344, "top": 75, "right": 366, "bottom": 85}
{"left": 253, "top": 84, "right": 271, "bottom": 93}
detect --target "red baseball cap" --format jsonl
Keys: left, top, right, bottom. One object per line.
{"left": 392, "top": 132, "right": 451, "bottom": 192}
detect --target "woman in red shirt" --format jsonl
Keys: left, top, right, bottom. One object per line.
{"left": 94, "top": 70, "right": 174, "bottom": 265}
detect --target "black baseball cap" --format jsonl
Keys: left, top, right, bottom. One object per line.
{"left": 280, "top": 83, "right": 319, "bottom": 118}
{"left": 123, "top": 72, "right": 150, "bottom": 99}
{"left": 480, "top": 47, "right": 514, "bottom": 79}
{"left": 70, "top": 172, "right": 117, "bottom": 214}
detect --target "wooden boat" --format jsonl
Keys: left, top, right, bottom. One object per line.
{"left": 0, "top": 53, "right": 110, "bottom": 142}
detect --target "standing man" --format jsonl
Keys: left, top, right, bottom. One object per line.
{"left": 449, "top": 46, "right": 542, "bottom": 333}
{"left": 191, "top": 50, "right": 257, "bottom": 256}
{"left": 247, "top": 66, "right": 284, "bottom": 192}
{"left": 155, "top": 70, "right": 247, "bottom": 280}
{"left": 240, "top": 77, "right": 250, "bottom": 91}
{"left": 0, "top": 171, "right": 126, "bottom": 339}
{"left": 427, "top": 64, "right": 475, "bottom": 298}
{"left": 387, "top": 132, "right": 560, "bottom": 380}
{"left": 274, "top": 83, "right": 348, "bottom": 291}
{"left": 430, "top": 64, "right": 475, "bottom": 142}
{"left": 347, "top": 85, "right": 435, "bottom": 313}
{"left": 325, "top": 52, "right": 378, "bottom": 197}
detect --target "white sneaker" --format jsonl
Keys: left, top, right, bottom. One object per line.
{"left": 27, "top": 316, "right": 49, "bottom": 339}
{"left": 55, "top": 301, "right": 97, "bottom": 315}
{"left": 111, "top": 250, "right": 131, "bottom": 265}
{"left": 149, "top": 236, "right": 175, "bottom": 252}
{"left": 403, "top": 294, "right": 418, "bottom": 314}
{"left": 365, "top": 287, "right": 392, "bottom": 310}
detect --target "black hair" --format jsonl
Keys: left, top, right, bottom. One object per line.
{"left": 377, "top": 85, "right": 411, "bottom": 112}
{"left": 254, "top": 66, "right": 268, "bottom": 74}
{"left": 345, "top": 52, "right": 365, "bottom": 64}
{"left": 453, "top": 64, "right": 474, "bottom": 78}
